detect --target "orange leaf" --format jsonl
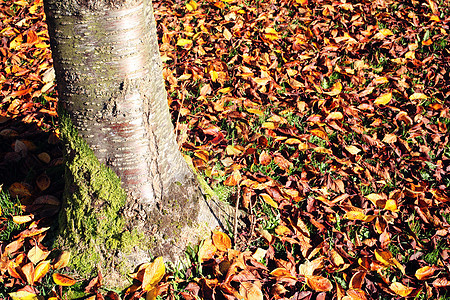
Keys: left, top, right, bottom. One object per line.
{"left": 415, "top": 266, "right": 436, "bottom": 280}
{"left": 212, "top": 231, "right": 231, "bottom": 251}
{"left": 389, "top": 282, "right": 414, "bottom": 297}
{"left": 310, "top": 129, "right": 328, "bottom": 141}
{"left": 305, "top": 275, "right": 333, "bottom": 292}
{"left": 53, "top": 273, "right": 76, "bottom": 286}
{"left": 374, "top": 92, "right": 392, "bottom": 105}
{"left": 260, "top": 193, "right": 278, "bottom": 208}
{"left": 142, "top": 257, "right": 165, "bottom": 292}
{"left": 270, "top": 268, "right": 295, "bottom": 279}
{"left": 349, "top": 271, "right": 366, "bottom": 289}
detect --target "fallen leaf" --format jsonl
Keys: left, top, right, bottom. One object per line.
{"left": 305, "top": 275, "right": 333, "bottom": 292}
{"left": 142, "top": 257, "right": 165, "bottom": 291}
{"left": 389, "top": 282, "right": 414, "bottom": 297}
{"left": 53, "top": 273, "right": 76, "bottom": 286}
{"left": 374, "top": 92, "right": 392, "bottom": 105}
{"left": 212, "top": 231, "right": 231, "bottom": 251}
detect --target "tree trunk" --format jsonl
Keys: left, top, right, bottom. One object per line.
{"left": 43, "top": 0, "right": 231, "bottom": 287}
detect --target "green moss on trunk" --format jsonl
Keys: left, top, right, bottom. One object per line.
{"left": 57, "top": 109, "right": 145, "bottom": 281}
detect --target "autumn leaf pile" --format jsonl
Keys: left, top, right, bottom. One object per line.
{"left": 1, "top": 0, "right": 450, "bottom": 298}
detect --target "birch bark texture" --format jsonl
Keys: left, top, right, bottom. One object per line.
{"left": 43, "top": 0, "right": 230, "bottom": 286}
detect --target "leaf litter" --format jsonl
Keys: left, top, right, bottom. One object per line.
{"left": 0, "top": 0, "right": 449, "bottom": 298}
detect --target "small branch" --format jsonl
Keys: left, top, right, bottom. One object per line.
{"left": 233, "top": 183, "right": 240, "bottom": 245}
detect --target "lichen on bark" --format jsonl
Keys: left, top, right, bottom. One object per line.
{"left": 58, "top": 109, "right": 146, "bottom": 283}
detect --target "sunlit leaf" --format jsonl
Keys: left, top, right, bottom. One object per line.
{"left": 185, "top": 0, "right": 198, "bottom": 11}
{"left": 305, "top": 275, "right": 333, "bottom": 292}
{"left": 415, "top": 266, "right": 436, "bottom": 280}
{"left": 239, "top": 281, "right": 263, "bottom": 300}
{"left": 198, "top": 239, "right": 217, "bottom": 262}
{"left": 389, "top": 282, "right": 414, "bottom": 297}
{"left": 53, "top": 273, "right": 76, "bottom": 286}
{"left": 28, "top": 245, "right": 49, "bottom": 265}
{"left": 212, "top": 231, "right": 231, "bottom": 251}
{"left": 374, "top": 92, "right": 392, "bottom": 105}
{"left": 326, "top": 111, "right": 343, "bottom": 120}
{"left": 33, "top": 260, "right": 51, "bottom": 283}
{"left": 323, "top": 82, "right": 342, "bottom": 96}
{"left": 260, "top": 193, "right": 278, "bottom": 208}
{"left": 345, "top": 145, "right": 361, "bottom": 155}
{"left": 142, "top": 257, "right": 165, "bottom": 292}
{"left": 345, "top": 211, "right": 375, "bottom": 222}
{"left": 176, "top": 39, "right": 193, "bottom": 47}
{"left": 275, "top": 225, "right": 291, "bottom": 236}
{"left": 270, "top": 268, "right": 295, "bottom": 279}
{"left": 409, "top": 93, "right": 428, "bottom": 100}
{"left": 9, "top": 290, "right": 40, "bottom": 300}
{"left": 13, "top": 215, "right": 33, "bottom": 225}
{"left": 310, "top": 129, "right": 328, "bottom": 141}
{"left": 264, "top": 27, "right": 279, "bottom": 41}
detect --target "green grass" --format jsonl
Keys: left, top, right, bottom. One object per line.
{"left": 0, "top": 187, "right": 22, "bottom": 241}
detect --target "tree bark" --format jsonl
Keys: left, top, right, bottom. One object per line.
{"left": 43, "top": 0, "right": 232, "bottom": 287}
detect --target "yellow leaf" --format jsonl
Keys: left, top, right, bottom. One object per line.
{"left": 218, "top": 87, "right": 232, "bottom": 93}
{"left": 374, "top": 249, "right": 394, "bottom": 266}
{"left": 344, "top": 145, "right": 361, "bottom": 155}
{"left": 198, "top": 238, "right": 217, "bottom": 262}
{"left": 264, "top": 27, "right": 279, "bottom": 41}
{"left": 142, "top": 257, "right": 165, "bottom": 291}
{"left": 323, "top": 82, "right": 342, "bottom": 96}
{"left": 212, "top": 231, "right": 232, "bottom": 251}
{"left": 384, "top": 199, "right": 398, "bottom": 212}
{"left": 345, "top": 211, "right": 375, "bottom": 222}
{"left": 146, "top": 286, "right": 160, "bottom": 300}
{"left": 176, "top": 39, "right": 193, "bottom": 47}
{"left": 226, "top": 145, "right": 242, "bottom": 155}
{"left": 9, "top": 34, "right": 23, "bottom": 50}
{"left": 379, "top": 29, "right": 393, "bottom": 36}
{"left": 275, "top": 225, "right": 291, "bottom": 236}
{"left": 246, "top": 108, "right": 264, "bottom": 116}
{"left": 9, "top": 291, "right": 40, "bottom": 300}
{"left": 405, "top": 51, "right": 415, "bottom": 59}
{"left": 185, "top": 0, "right": 198, "bottom": 11}
{"left": 260, "top": 193, "right": 278, "bottom": 208}
{"left": 372, "top": 77, "right": 389, "bottom": 85}
{"left": 13, "top": 215, "right": 33, "bottom": 225}
{"left": 326, "top": 111, "right": 343, "bottom": 120}
{"left": 389, "top": 282, "right": 414, "bottom": 297}
{"left": 285, "top": 138, "right": 302, "bottom": 144}
{"left": 262, "top": 122, "right": 275, "bottom": 129}
{"left": 33, "top": 260, "right": 51, "bottom": 283}
{"left": 209, "top": 70, "right": 218, "bottom": 82}
{"left": 409, "top": 93, "right": 428, "bottom": 100}
{"left": 374, "top": 92, "right": 392, "bottom": 105}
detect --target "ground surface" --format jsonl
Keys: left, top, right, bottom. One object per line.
{"left": 0, "top": 0, "right": 449, "bottom": 299}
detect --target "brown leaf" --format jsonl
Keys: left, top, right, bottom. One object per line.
{"left": 239, "top": 281, "right": 263, "bottom": 300}
{"left": 259, "top": 151, "right": 271, "bottom": 166}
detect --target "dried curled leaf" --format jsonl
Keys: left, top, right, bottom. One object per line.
{"left": 53, "top": 273, "right": 76, "bottom": 286}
